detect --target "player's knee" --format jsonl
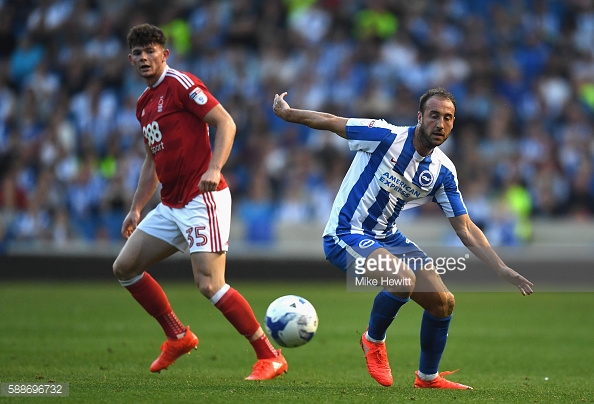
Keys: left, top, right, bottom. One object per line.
{"left": 112, "top": 257, "right": 136, "bottom": 280}
{"left": 445, "top": 291, "right": 455, "bottom": 317}
{"left": 426, "top": 291, "right": 455, "bottom": 318}
{"left": 112, "top": 258, "right": 124, "bottom": 279}
{"left": 196, "top": 279, "right": 216, "bottom": 299}
{"left": 434, "top": 291, "right": 455, "bottom": 317}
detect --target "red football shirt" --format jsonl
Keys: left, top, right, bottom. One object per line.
{"left": 136, "top": 66, "right": 228, "bottom": 208}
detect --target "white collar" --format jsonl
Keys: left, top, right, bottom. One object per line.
{"left": 151, "top": 65, "right": 169, "bottom": 88}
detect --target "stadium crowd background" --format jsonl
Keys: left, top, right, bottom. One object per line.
{"left": 0, "top": 0, "right": 593, "bottom": 253}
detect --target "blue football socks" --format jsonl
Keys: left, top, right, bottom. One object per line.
{"left": 419, "top": 310, "right": 452, "bottom": 375}
{"left": 367, "top": 290, "right": 409, "bottom": 341}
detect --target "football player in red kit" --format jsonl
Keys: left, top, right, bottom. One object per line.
{"left": 112, "top": 23, "right": 287, "bottom": 380}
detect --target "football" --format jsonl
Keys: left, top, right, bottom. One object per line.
{"left": 264, "top": 295, "right": 318, "bottom": 348}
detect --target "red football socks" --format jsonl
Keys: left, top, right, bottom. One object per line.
{"left": 124, "top": 273, "right": 186, "bottom": 339}
{"left": 214, "top": 287, "right": 277, "bottom": 359}
{"left": 249, "top": 333, "right": 278, "bottom": 359}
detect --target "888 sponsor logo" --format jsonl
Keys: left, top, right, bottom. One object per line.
{"left": 143, "top": 121, "right": 165, "bottom": 153}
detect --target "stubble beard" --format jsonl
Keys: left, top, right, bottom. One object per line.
{"left": 417, "top": 123, "right": 437, "bottom": 149}
{"left": 422, "top": 120, "right": 450, "bottom": 148}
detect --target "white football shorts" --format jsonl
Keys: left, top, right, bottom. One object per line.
{"left": 138, "top": 188, "right": 231, "bottom": 253}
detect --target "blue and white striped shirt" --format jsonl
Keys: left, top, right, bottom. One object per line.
{"left": 323, "top": 118, "right": 467, "bottom": 239}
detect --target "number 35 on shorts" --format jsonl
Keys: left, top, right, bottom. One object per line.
{"left": 186, "top": 226, "right": 207, "bottom": 247}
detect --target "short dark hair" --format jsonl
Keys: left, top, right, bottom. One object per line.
{"left": 127, "top": 23, "right": 166, "bottom": 50}
{"left": 419, "top": 88, "right": 456, "bottom": 114}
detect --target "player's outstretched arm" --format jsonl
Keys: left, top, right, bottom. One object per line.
{"left": 273, "top": 92, "right": 348, "bottom": 138}
{"left": 449, "top": 214, "right": 534, "bottom": 295}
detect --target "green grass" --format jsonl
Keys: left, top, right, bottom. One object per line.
{"left": 0, "top": 280, "right": 593, "bottom": 403}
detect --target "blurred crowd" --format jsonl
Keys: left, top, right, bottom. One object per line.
{"left": 1, "top": 0, "right": 593, "bottom": 252}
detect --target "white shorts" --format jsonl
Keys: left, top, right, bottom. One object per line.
{"left": 138, "top": 188, "right": 231, "bottom": 253}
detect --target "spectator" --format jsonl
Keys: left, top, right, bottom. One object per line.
{"left": 9, "top": 34, "right": 45, "bottom": 89}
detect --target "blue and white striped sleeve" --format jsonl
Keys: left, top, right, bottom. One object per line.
{"left": 346, "top": 118, "right": 393, "bottom": 153}
{"left": 433, "top": 167, "right": 467, "bottom": 218}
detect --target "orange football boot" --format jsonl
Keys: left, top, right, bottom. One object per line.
{"left": 414, "top": 369, "right": 473, "bottom": 389}
{"left": 360, "top": 331, "right": 393, "bottom": 387}
{"left": 245, "top": 351, "right": 288, "bottom": 380}
{"left": 150, "top": 326, "right": 199, "bottom": 373}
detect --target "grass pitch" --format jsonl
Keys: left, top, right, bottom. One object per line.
{"left": 0, "top": 280, "right": 593, "bottom": 403}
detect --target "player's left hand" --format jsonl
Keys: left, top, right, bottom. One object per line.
{"left": 198, "top": 168, "right": 220, "bottom": 192}
{"left": 498, "top": 267, "right": 534, "bottom": 295}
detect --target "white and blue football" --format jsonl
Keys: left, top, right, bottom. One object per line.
{"left": 265, "top": 295, "right": 318, "bottom": 348}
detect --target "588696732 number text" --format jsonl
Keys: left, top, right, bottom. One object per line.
{"left": 1, "top": 383, "right": 69, "bottom": 396}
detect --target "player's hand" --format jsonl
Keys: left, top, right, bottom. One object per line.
{"left": 198, "top": 168, "right": 221, "bottom": 192}
{"left": 273, "top": 92, "right": 290, "bottom": 119}
{"left": 498, "top": 267, "right": 534, "bottom": 295}
{"left": 121, "top": 210, "right": 140, "bottom": 239}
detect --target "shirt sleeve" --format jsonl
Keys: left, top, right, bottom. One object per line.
{"left": 346, "top": 118, "right": 394, "bottom": 153}
{"left": 179, "top": 75, "right": 219, "bottom": 119}
{"left": 433, "top": 167, "right": 468, "bottom": 218}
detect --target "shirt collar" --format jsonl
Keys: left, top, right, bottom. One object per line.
{"left": 151, "top": 65, "right": 169, "bottom": 88}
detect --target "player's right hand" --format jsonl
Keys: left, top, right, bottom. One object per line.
{"left": 273, "top": 92, "right": 290, "bottom": 118}
{"left": 121, "top": 210, "right": 140, "bottom": 239}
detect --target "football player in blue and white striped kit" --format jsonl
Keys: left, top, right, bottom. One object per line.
{"left": 272, "top": 88, "right": 533, "bottom": 390}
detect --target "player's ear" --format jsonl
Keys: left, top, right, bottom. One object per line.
{"left": 417, "top": 111, "right": 422, "bottom": 124}
{"left": 162, "top": 48, "right": 170, "bottom": 61}
{"left": 128, "top": 54, "right": 134, "bottom": 65}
